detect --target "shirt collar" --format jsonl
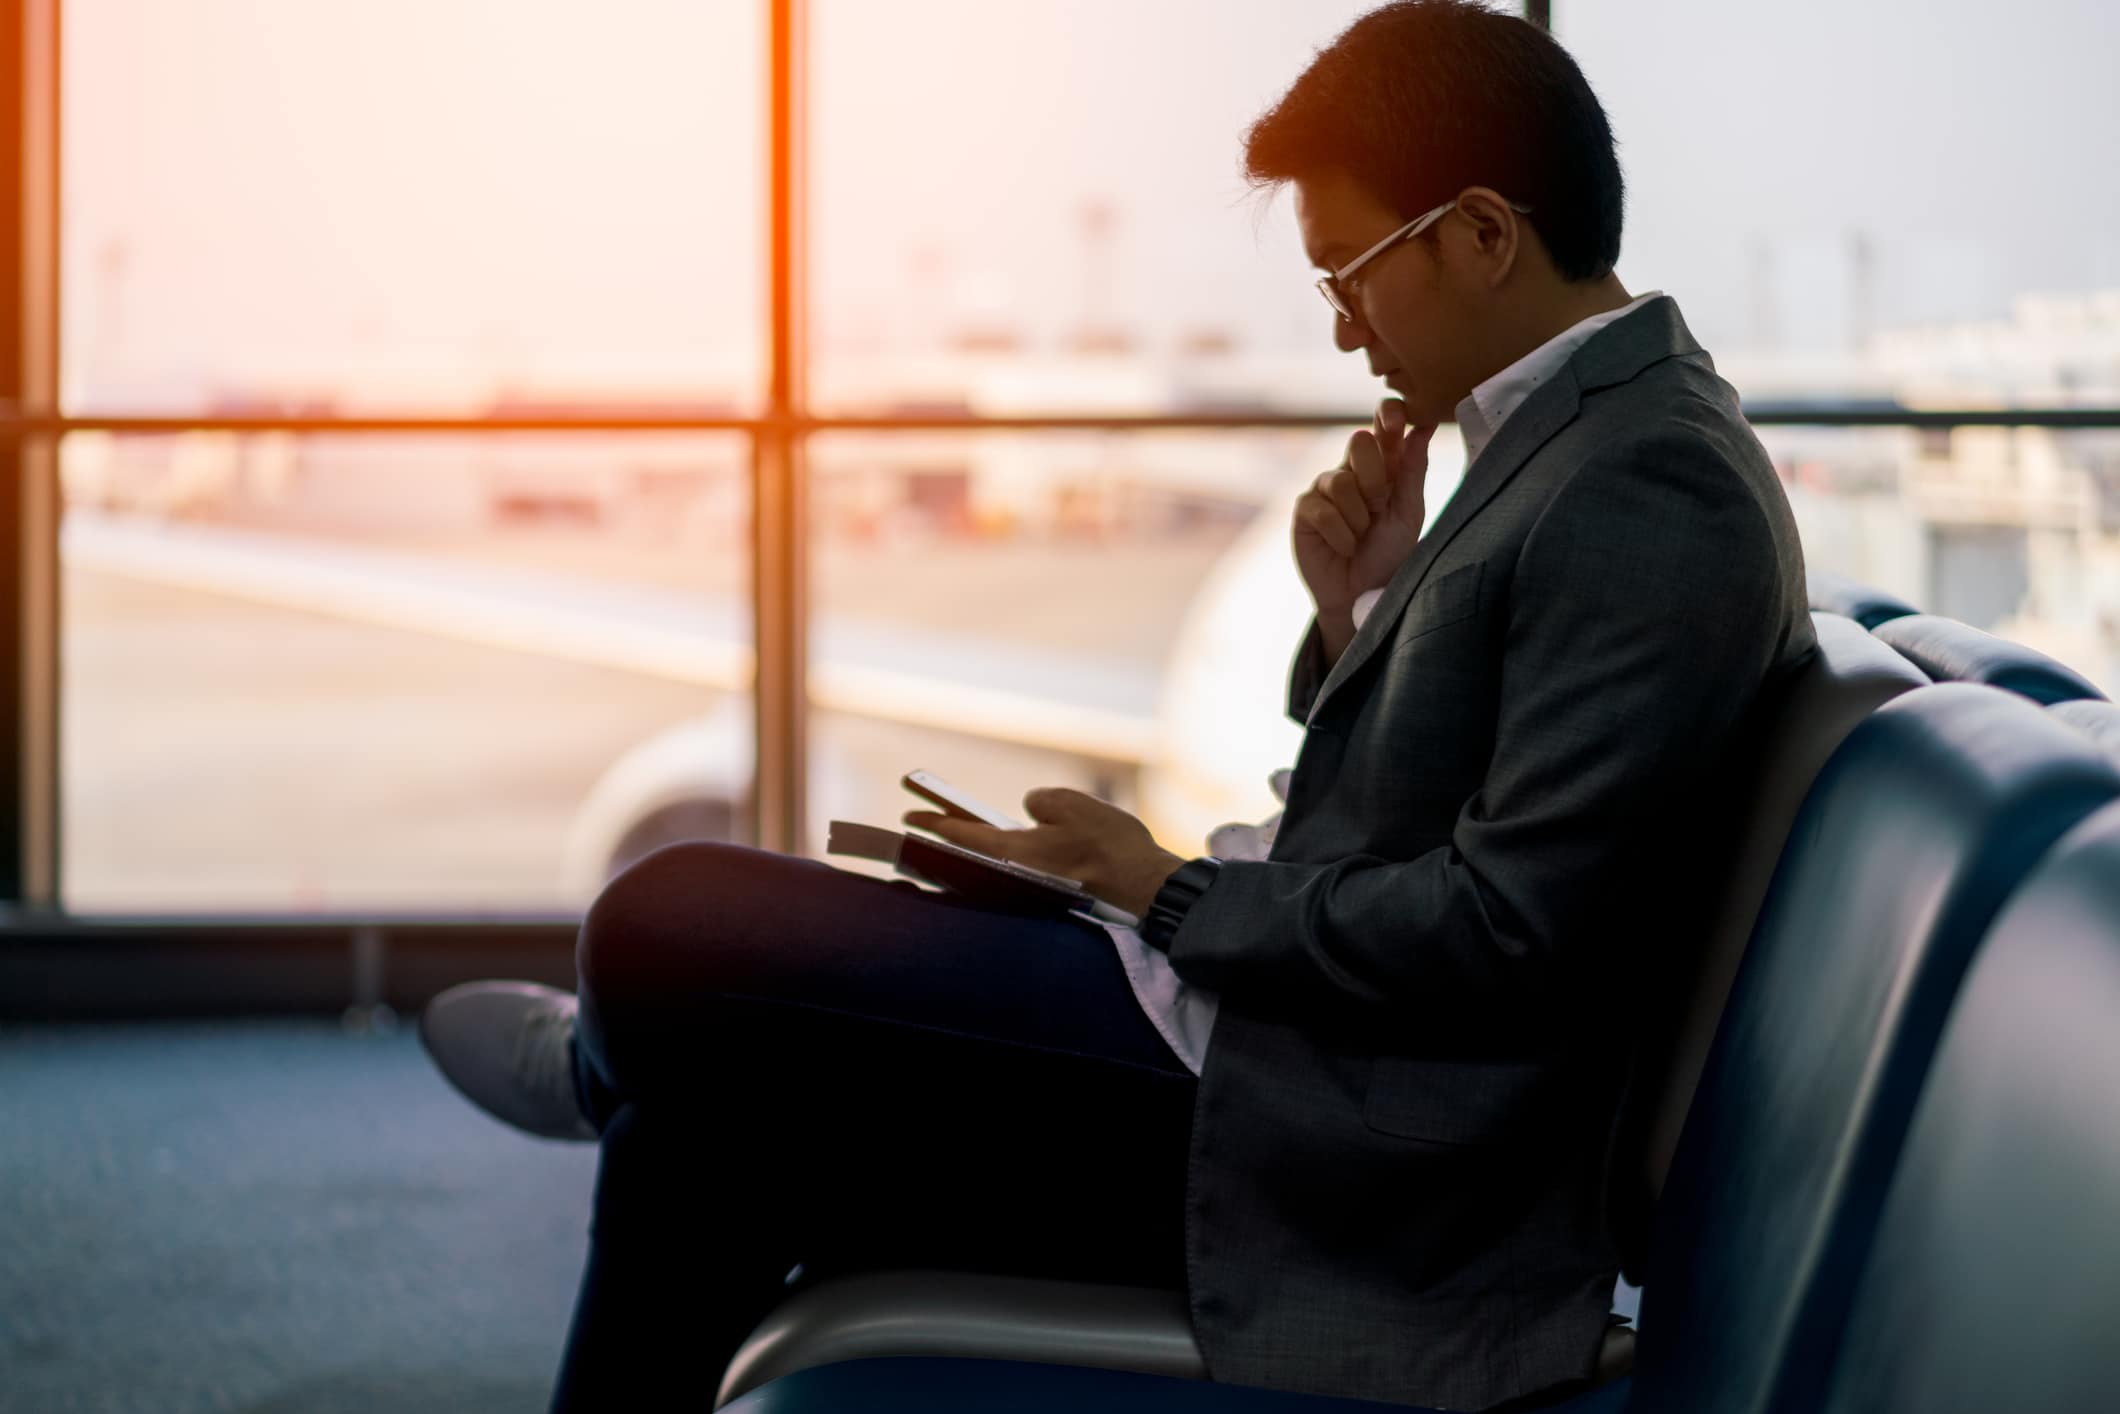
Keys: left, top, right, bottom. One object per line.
{"left": 1453, "top": 290, "right": 1665, "bottom": 468}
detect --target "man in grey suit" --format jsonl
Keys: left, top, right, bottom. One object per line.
{"left": 923, "top": 1, "right": 1815, "bottom": 1405}
{"left": 424, "top": 4, "right": 1815, "bottom": 1410}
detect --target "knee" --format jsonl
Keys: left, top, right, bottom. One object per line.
{"left": 576, "top": 841, "right": 760, "bottom": 1007}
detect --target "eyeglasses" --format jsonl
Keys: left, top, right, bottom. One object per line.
{"left": 1316, "top": 196, "right": 1535, "bottom": 321}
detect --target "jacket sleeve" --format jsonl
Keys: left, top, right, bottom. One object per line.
{"left": 1166, "top": 434, "right": 1789, "bottom": 1029}
{"left": 1286, "top": 617, "right": 1332, "bottom": 726}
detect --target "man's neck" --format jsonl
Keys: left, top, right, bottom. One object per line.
{"left": 1467, "top": 275, "right": 1639, "bottom": 396}
{"left": 1531, "top": 274, "right": 1637, "bottom": 351}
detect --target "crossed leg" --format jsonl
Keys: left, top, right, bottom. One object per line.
{"left": 549, "top": 841, "right": 1198, "bottom": 1410}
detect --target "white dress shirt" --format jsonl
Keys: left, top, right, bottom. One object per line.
{"left": 1100, "top": 290, "right": 1666, "bottom": 1076}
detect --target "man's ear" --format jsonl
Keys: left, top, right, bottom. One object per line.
{"left": 1458, "top": 188, "right": 1522, "bottom": 290}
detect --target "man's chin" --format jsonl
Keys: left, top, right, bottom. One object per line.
{"left": 1382, "top": 374, "right": 1429, "bottom": 418}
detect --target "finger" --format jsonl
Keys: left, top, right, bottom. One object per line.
{"left": 1393, "top": 421, "right": 1438, "bottom": 484}
{"left": 1347, "top": 428, "right": 1389, "bottom": 511}
{"left": 1297, "top": 497, "right": 1358, "bottom": 557}
{"left": 1326, "top": 467, "right": 1373, "bottom": 538}
{"left": 1374, "top": 398, "right": 1407, "bottom": 461}
{"left": 903, "top": 810, "right": 1014, "bottom": 857}
{"left": 1295, "top": 493, "right": 1354, "bottom": 555}
{"left": 1390, "top": 423, "right": 1438, "bottom": 529}
{"left": 1288, "top": 479, "right": 1356, "bottom": 538}
{"left": 1022, "top": 786, "right": 1090, "bottom": 823}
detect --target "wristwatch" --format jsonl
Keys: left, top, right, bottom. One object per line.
{"left": 1141, "top": 856, "right": 1223, "bottom": 952}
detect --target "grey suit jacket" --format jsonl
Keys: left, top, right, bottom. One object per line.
{"left": 1163, "top": 295, "right": 1817, "bottom": 1410}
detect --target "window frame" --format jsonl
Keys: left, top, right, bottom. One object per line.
{"left": 4, "top": 0, "right": 2117, "bottom": 959}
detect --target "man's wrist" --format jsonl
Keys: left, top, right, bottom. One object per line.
{"left": 1314, "top": 609, "right": 1356, "bottom": 666}
{"left": 1141, "top": 856, "right": 1223, "bottom": 952}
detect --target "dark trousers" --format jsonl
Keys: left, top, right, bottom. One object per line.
{"left": 550, "top": 842, "right": 1199, "bottom": 1411}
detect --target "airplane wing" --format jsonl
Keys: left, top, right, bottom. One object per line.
{"left": 61, "top": 513, "right": 1160, "bottom": 766}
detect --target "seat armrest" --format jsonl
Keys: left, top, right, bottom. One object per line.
{"left": 716, "top": 1271, "right": 1202, "bottom": 1408}
{"left": 719, "top": 1271, "right": 1637, "bottom": 1407}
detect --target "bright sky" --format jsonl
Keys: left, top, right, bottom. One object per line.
{"left": 60, "top": 0, "right": 2120, "bottom": 410}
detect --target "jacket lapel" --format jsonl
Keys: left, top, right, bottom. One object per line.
{"left": 1303, "top": 294, "right": 1704, "bottom": 726}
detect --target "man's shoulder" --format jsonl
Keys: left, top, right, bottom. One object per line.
{"left": 1555, "top": 355, "right": 1776, "bottom": 494}
{"left": 1576, "top": 349, "right": 1744, "bottom": 441}
{"left": 1524, "top": 373, "right": 1795, "bottom": 580}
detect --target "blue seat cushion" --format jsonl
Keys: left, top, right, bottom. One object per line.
{"left": 1817, "top": 802, "right": 2120, "bottom": 1413}
{"left": 1635, "top": 684, "right": 2120, "bottom": 1414}
{"left": 1806, "top": 568, "right": 1919, "bottom": 629}
{"left": 1871, "top": 614, "right": 2106, "bottom": 704}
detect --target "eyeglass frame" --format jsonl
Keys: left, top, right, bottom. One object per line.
{"left": 1316, "top": 194, "right": 1535, "bottom": 321}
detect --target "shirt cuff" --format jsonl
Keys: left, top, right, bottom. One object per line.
{"left": 1141, "top": 856, "right": 1223, "bottom": 952}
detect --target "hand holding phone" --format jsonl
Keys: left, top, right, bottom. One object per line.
{"left": 899, "top": 770, "right": 1144, "bottom": 928}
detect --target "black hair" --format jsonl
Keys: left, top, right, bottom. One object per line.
{"left": 1243, "top": 0, "right": 1623, "bottom": 282}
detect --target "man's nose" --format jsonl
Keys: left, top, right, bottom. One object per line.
{"left": 1332, "top": 311, "right": 1370, "bottom": 355}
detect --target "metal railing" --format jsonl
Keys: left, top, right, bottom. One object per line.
{"left": 8, "top": 403, "right": 2120, "bottom": 436}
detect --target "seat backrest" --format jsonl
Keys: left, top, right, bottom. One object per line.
{"left": 1872, "top": 613, "right": 2108, "bottom": 704}
{"left": 1632, "top": 684, "right": 2120, "bottom": 1414}
{"left": 2051, "top": 697, "right": 2120, "bottom": 766}
{"left": 1807, "top": 567, "right": 1919, "bottom": 629}
{"left": 1815, "top": 800, "right": 2120, "bottom": 1414}
{"left": 1610, "top": 613, "right": 1928, "bottom": 1276}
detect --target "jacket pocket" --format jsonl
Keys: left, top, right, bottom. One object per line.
{"left": 1394, "top": 560, "right": 1484, "bottom": 644}
{"left": 1362, "top": 1055, "right": 1549, "bottom": 1146}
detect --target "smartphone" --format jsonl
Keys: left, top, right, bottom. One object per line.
{"left": 902, "top": 769, "right": 1025, "bottom": 831}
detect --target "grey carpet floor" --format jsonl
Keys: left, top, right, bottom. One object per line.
{"left": 0, "top": 1019, "right": 599, "bottom": 1414}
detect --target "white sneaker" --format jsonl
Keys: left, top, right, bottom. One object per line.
{"left": 419, "top": 981, "right": 599, "bottom": 1142}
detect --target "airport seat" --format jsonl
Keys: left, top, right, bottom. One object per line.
{"left": 718, "top": 1272, "right": 1205, "bottom": 1405}
{"left": 2051, "top": 697, "right": 2120, "bottom": 765}
{"left": 1608, "top": 612, "right": 1928, "bottom": 1277}
{"left": 1629, "top": 684, "right": 2120, "bottom": 1414}
{"left": 1871, "top": 613, "right": 2108, "bottom": 704}
{"left": 1807, "top": 799, "right": 2120, "bottom": 1414}
{"left": 1806, "top": 567, "right": 1919, "bottom": 628}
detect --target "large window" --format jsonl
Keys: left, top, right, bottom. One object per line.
{"left": 810, "top": 0, "right": 1378, "bottom": 416}
{"left": 44, "top": 1, "right": 761, "bottom": 913}
{"left": 63, "top": 0, "right": 763, "bottom": 415}
{"left": 8, "top": 0, "right": 2118, "bottom": 921}
{"left": 60, "top": 432, "right": 749, "bottom": 911}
